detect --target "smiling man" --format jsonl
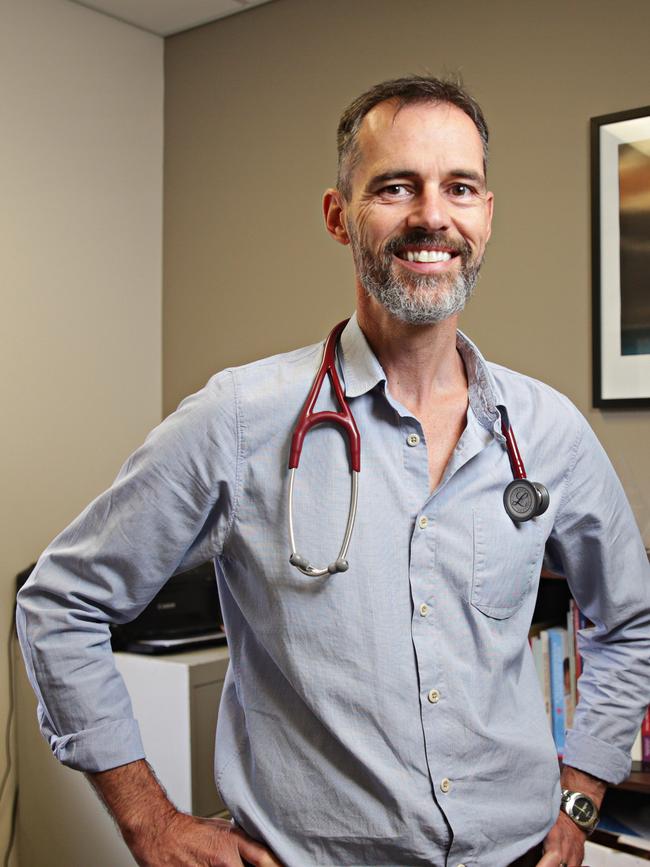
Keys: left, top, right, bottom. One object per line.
{"left": 17, "top": 76, "right": 650, "bottom": 867}
{"left": 328, "top": 97, "right": 491, "bottom": 329}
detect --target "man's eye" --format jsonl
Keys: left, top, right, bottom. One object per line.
{"left": 378, "top": 184, "right": 410, "bottom": 198}
{"left": 450, "top": 183, "right": 475, "bottom": 197}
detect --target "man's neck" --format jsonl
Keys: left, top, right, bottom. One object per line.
{"left": 356, "top": 301, "right": 468, "bottom": 418}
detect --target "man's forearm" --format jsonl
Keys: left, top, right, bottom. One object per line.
{"left": 86, "top": 758, "right": 282, "bottom": 867}
{"left": 87, "top": 759, "right": 178, "bottom": 848}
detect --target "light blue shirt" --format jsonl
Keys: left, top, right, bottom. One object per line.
{"left": 17, "top": 315, "right": 650, "bottom": 866}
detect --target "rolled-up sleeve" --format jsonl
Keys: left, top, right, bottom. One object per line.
{"left": 16, "top": 369, "right": 240, "bottom": 772}
{"left": 545, "top": 414, "right": 650, "bottom": 784}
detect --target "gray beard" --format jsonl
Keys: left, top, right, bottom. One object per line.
{"left": 349, "top": 227, "right": 482, "bottom": 325}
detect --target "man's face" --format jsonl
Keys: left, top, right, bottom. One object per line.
{"left": 335, "top": 100, "right": 493, "bottom": 325}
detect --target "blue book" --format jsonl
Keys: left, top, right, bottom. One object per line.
{"left": 547, "top": 627, "right": 567, "bottom": 757}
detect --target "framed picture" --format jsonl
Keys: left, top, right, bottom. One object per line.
{"left": 591, "top": 105, "right": 650, "bottom": 407}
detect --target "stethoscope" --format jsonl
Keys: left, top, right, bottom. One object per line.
{"left": 288, "top": 320, "right": 549, "bottom": 577}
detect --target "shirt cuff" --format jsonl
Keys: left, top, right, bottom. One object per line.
{"left": 45, "top": 716, "right": 146, "bottom": 772}
{"left": 563, "top": 729, "right": 632, "bottom": 785}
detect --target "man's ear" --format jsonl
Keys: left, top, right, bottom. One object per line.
{"left": 485, "top": 190, "right": 494, "bottom": 244}
{"left": 323, "top": 189, "right": 350, "bottom": 246}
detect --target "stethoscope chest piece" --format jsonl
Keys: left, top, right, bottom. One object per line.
{"left": 497, "top": 404, "right": 550, "bottom": 523}
{"left": 503, "top": 479, "right": 550, "bottom": 523}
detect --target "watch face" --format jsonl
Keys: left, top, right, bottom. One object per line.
{"left": 572, "top": 796, "right": 596, "bottom": 824}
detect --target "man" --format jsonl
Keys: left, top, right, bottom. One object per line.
{"left": 17, "top": 77, "right": 650, "bottom": 867}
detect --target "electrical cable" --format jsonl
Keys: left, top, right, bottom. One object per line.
{"left": 1, "top": 618, "right": 17, "bottom": 867}
{"left": 2, "top": 787, "right": 18, "bottom": 867}
{"left": 0, "top": 617, "right": 16, "bottom": 804}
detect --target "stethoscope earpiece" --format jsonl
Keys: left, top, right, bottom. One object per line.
{"left": 503, "top": 479, "right": 550, "bottom": 523}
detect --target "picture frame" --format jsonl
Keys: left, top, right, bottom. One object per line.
{"left": 591, "top": 105, "right": 650, "bottom": 408}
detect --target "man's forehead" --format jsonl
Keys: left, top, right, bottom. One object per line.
{"left": 355, "top": 98, "right": 483, "bottom": 166}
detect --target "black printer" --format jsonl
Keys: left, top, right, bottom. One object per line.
{"left": 16, "top": 561, "right": 226, "bottom": 655}
{"left": 110, "top": 561, "right": 226, "bottom": 654}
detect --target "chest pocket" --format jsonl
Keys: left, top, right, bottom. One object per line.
{"left": 471, "top": 507, "right": 543, "bottom": 618}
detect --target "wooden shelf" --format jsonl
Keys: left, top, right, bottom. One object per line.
{"left": 614, "top": 763, "right": 650, "bottom": 794}
{"left": 540, "top": 567, "right": 565, "bottom": 580}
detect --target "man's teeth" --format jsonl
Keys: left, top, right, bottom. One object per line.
{"left": 404, "top": 250, "right": 452, "bottom": 263}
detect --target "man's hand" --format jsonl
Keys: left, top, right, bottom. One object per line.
{"left": 87, "top": 759, "right": 282, "bottom": 866}
{"left": 535, "top": 811, "right": 586, "bottom": 866}
{"left": 535, "top": 764, "right": 607, "bottom": 867}
{"left": 127, "top": 812, "right": 283, "bottom": 867}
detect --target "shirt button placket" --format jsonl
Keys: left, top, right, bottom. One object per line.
{"left": 408, "top": 426, "right": 439, "bottom": 821}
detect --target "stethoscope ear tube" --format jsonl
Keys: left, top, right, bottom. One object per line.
{"left": 288, "top": 467, "right": 359, "bottom": 576}
{"left": 288, "top": 320, "right": 361, "bottom": 577}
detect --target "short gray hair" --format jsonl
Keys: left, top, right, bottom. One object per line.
{"left": 336, "top": 75, "right": 489, "bottom": 200}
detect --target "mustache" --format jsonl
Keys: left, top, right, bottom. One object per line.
{"left": 383, "top": 231, "right": 471, "bottom": 258}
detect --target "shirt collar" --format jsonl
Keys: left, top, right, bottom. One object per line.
{"left": 339, "top": 314, "right": 503, "bottom": 436}
{"left": 455, "top": 330, "right": 503, "bottom": 435}
{"left": 339, "top": 314, "right": 386, "bottom": 398}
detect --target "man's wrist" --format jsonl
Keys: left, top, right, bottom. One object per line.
{"left": 558, "top": 765, "right": 607, "bottom": 836}
{"left": 560, "top": 764, "right": 607, "bottom": 809}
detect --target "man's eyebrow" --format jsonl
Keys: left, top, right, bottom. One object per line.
{"left": 449, "top": 169, "right": 487, "bottom": 189}
{"left": 366, "top": 170, "right": 420, "bottom": 188}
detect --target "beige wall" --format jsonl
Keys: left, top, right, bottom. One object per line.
{"left": 0, "top": 0, "right": 163, "bottom": 862}
{"left": 163, "top": 0, "right": 650, "bottom": 543}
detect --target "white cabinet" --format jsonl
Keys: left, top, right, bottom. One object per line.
{"left": 114, "top": 646, "right": 229, "bottom": 817}
{"left": 16, "top": 644, "right": 229, "bottom": 867}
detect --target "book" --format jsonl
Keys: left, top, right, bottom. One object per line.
{"left": 642, "top": 706, "right": 650, "bottom": 764}
{"left": 547, "top": 626, "right": 569, "bottom": 757}
{"left": 631, "top": 727, "right": 642, "bottom": 762}
{"left": 531, "top": 630, "right": 551, "bottom": 724}
{"left": 566, "top": 603, "right": 576, "bottom": 727}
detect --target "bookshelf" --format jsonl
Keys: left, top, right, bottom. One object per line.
{"left": 533, "top": 567, "right": 649, "bottom": 795}
{"left": 532, "top": 567, "right": 650, "bottom": 860}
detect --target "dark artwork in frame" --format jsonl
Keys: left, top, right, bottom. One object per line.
{"left": 591, "top": 105, "right": 650, "bottom": 408}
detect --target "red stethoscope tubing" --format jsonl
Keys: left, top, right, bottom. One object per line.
{"left": 497, "top": 404, "right": 527, "bottom": 480}
{"left": 287, "top": 322, "right": 547, "bottom": 577}
{"left": 288, "top": 319, "right": 360, "bottom": 577}
{"left": 289, "top": 319, "right": 360, "bottom": 472}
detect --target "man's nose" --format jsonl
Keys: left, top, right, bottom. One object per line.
{"left": 406, "top": 188, "right": 450, "bottom": 232}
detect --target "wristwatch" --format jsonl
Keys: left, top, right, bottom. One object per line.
{"left": 560, "top": 789, "right": 599, "bottom": 834}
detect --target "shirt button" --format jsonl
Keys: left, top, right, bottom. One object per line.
{"left": 440, "top": 777, "right": 451, "bottom": 793}
{"left": 428, "top": 688, "right": 440, "bottom": 703}
{"left": 418, "top": 516, "right": 429, "bottom": 529}
{"left": 406, "top": 433, "right": 420, "bottom": 447}
{"left": 419, "top": 603, "right": 429, "bottom": 617}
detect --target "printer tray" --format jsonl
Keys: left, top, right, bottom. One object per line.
{"left": 119, "top": 629, "right": 227, "bottom": 655}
